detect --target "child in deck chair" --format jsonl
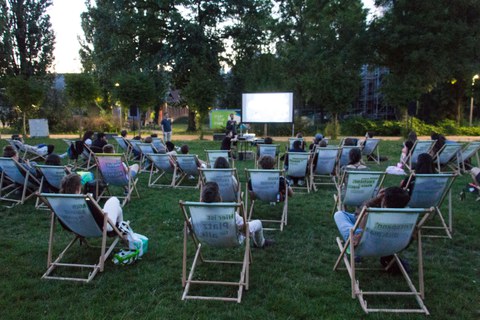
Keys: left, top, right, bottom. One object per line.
{"left": 102, "top": 144, "right": 139, "bottom": 179}
{"left": 60, "top": 173, "right": 124, "bottom": 231}
{"left": 201, "top": 181, "right": 274, "bottom": 248}
{"left": 248, "top": 155, "right": 294, "bottom": 201}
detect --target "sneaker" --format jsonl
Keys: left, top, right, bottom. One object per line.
{"left": 298, "top": 179, "right": 305, "bottom": 186}
{"left": 188, "top": 175, "right": 195, "bottom": 180}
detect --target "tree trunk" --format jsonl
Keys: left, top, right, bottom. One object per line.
{"left": 187, "top": 110, "right": 196, "bottom": 132}
{"left": 22, "top": 111, "right": 27, "bottom": 137}
{"left": 456, "top": 96, "right": 463, "bottom": 125}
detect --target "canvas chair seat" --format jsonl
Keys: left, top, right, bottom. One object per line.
{"left": 333, "top": 206, "right": 433, "bottom": 315}
{"left": 199, "top": 168, "right": 242, "bottom": 203}
{"left": 113, "top": 136, "right": 133, "bottom": 159}
{"left": 287, "top": 137, "right": 304, "bottom": 151}
{"left": 204, "top": 150, "right": 234, "bottom": 168}
{"left": 245, "top": 169, "right": 288, "bottom": 231}
{"left": 310, "top": 147, "right": 340, "bottom": 191}
{"left": 174, "top": 154, "right": 202, "bottom": 188}
{"left": 95, "top": 153, "right": 139, "bottom": 207}
{"left": 459, "top": 141, "right": 480, "bottom": 172}
{"left": 405, "top": 173, "right": 457, "bottom": 238}
{"left": 34, "top": 165, "right": 70, "bottom": 209}
{"left": 285, "top": 151, "right": 311, "bottom": 193}
{"left": 146, "top": 153, "right": 179, "bottom": 187}
{"left": 179, "top": 201, "right": 250, "bottom": 303}
{"left": 151, "top": 137, "right": 166, "bottom": 153}
{"left": 403, "top": 140, "right": 436, "bottom": 172}
{"left": 0, "top": 157, "right": 40, "bottom": 207}
{"left": 38, "top": 193, "right": 127, "bottom": 283}
{"left": 361, "top": 138, "right": 381, "bottom": 164}
{"left": 338, "top": 146, "right": 356, "bottom": 174}
{"left": 434, "top": 143, "right": 462, "bottom": 173}
{"left": 255, "top": 144, "right": 280, "bottom": 168}
{"left": 137, "top": 143, "right": 157, "bottom": 171}
{"left": 333, "top": 170, "right": 385, "bottom": 214}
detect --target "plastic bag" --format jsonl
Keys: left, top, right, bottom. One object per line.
{"left": 118, "top": 221, "right": 148, "bottom": 257}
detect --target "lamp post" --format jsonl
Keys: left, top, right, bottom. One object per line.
{"left": 469, "top": 74, "right": 479, "bottom": 126}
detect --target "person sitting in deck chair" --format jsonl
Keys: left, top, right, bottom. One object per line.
{"left": 400, "top": 153, "right": 435, "bottom": 195}
{"left": 180, "top": 144, "right": 207, "bottom": 168}
{"left": 3, "top": 145, "right": 38, "bottom": 177}
{"left": 249, "top": 155, "right": 293, "bottom": 201}
{"left": 60, "top": 173, "right": 125, "bottom": 231}
{"left": 102, "top": 144, "right": 139, "bottom": 179}
{"left": 342, "top": 147, "right": 368, "bottom": 172}
{"left": 202, "top": 181, "right": 274, "bottom": 248}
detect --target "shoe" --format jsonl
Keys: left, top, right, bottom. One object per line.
{"left": 262, "top": 239, "right": 275, "bottom": 248}
{"left": 188, "top": 175, "right": 195, "bottom": 180}
{"left": 298, "top": 179, "right": 305, "bottom": 186}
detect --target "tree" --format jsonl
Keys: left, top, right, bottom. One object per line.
{"left": 64, "top": 73, "right": 98, "bottom": 113}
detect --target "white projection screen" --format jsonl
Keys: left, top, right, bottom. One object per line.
{"left": 242, "top": 92, "right": 293, "bottom": 123}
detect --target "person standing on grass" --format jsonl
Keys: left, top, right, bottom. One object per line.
{"left": 161, "top": 112, "right": 173, "bottom": 142}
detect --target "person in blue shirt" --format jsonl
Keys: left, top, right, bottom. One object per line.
{"left": 161, "top": 112, "right": 173, "bottom": 142}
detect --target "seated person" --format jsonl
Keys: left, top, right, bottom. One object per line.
{"left": 91, "top": 132, "right": 108, "bottom": 152}
{"left": 213, "top": 156, "right": 238, "bottom": 188}
{"left": 60, "top": 173, "right": 125, "bottom": 231}
{"left": 398, "top": 140, "right": 414, "bottom": 168}
{"left": 248, "top": 155, "right": 293, "bottom": 201}
{"left": 180, "top": 144, "right": 207, "bottom": 168}
{"left": 294, "top": 132, "right": 306, "bottom": 150}
{"left": 10, "top": 134, "right": 54, "bottom": 156}
{"left": 220, "top": 130, "right": 237, "bottom": 159}
{"left": 334, "top": 186, "right": 410, "bottom": 246}
{"left": 343, "top": 147, "right": 367, "bottom": 171}
{"left": 120, "top": 130, "right": 128, "bottom": 139}
{"left": 400, "top": 153, "right": 434, "bottom": 195}
{"left": 165, "top": 141, "right": 177, "bottom": 155}
{"left": 45, "top": 153, "right": 62, "bottom": 166}
{"left": 430, "top": 132, "right": 446, "bottom": 157}
{"left": 3, "top": 145, "right": 38, "bottom": 177}
{"left": 309, "top": 133, "right": 323, "bottom": 151}
{"left": 256, "top": 136, "right": 275, "bottom": 157}
{"left": 471, "top": 167, "right": 480, "bottom": 186}
{"left": 284, "top": 140, "right": 307, "bottom": 185}
{"left": 343, "top": 137, "right": 358, "bottom": 146}
{"left": 202, "top": 181, "right": 273, "bottom": 248}
{"left": 82, "top": 130, "right": 94, "bottom": 146}
{"left": 102, "top": 144, "right": 139, "bottom": 179}
{"left": 143, "top": 136, "right": 153, "bottom": 144}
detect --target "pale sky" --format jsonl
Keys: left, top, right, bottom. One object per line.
{"left": 48, "top": 0, "right": 378, "bottom": 74}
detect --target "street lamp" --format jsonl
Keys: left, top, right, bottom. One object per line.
{"left": 470, "top": 74, "right": 479, "bottom": 126}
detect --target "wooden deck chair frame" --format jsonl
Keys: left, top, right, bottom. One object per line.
{"left": 333, "top": 171, "right": 385, "bottom": 214}
{"left": 34, "top": 165, "right": 70, "bottom": 209}
{"left": 77, "top": 142, "right": 97, "bottom": 171}
{"left": 361, "top": 138, "right": 381, "bottom": 165}
{"left": 310, "top": 147, "right": 341, "bottom": 191}
{"left": 459, "top": 141, "right": 480, "bottom": 172}
{"left": 245, "top": 169, "right": 288, "bottom": 231}
{"left": 179, "top": 201, "right": 250, "bottom": 303}
{"left": 333, "top": 206, "right": 433, "bottom": 315}
{"left": 146, "top": 153, "right": 179, "bottom": 188}
{"left": 404, "top": 173, "right": 457, "bottom": 239}
{"left": 0, "top": 157, "right": 40, "bottom": 207}
{"left": 137, "top": 143, "right": 157, "bottom": 172}
{"left": 403, "top": 140, "right": 436, "bottom": 171}
{"left": 434, "top": 143, "right": 462, "bottom": 174}
{"left": 128, "top": 139, "right": 143, "bottom": 163}
{"left": 285, "top": 151, "right": 311, "bottom": 193}
{"left": 199, "top": 168, "right": 242, "bottom": 203}
{"left": 113, "top": 136, "right": 133, "bottom": 160}
{"left": 95, "top": 153, "right": 139, "bottom": 207}
{"left": 174, "top": 154, "right": 202, "bottom": 188}
{"left": 255, "top": 144, "right": 280, "bottom": 168}
{"left": 38, "top": 193, "right": 127, "bottom": 283}
{"left": 204, "top": 150, "right": 234, "bottom": 168}
{"left": 151, "top": 137, "right": 166, "bottom": 153}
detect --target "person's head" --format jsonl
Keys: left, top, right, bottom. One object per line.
{"left": 82, "top": 130, "right": 94, "bottom": 142}
{"left": 402, "top": 140, "right": 414, "bottom": 155}
{"left": 96, "top": 132, "right": 106, "bottom": 141}
{"left": 150, "top": 133, "right": 158, "bottom": 138}
{"left": 382, "top": 186, "right": 410, "bottom": 208}
{"left": 314, "top": 133, "right": 323, "bottom": 143}
{"left": 133, "top": 135, "right": 142, "bottom": 140}
{"left": 164, "top": 112, "right": 169, "bottom": 118}
{"left": 293, "top": 140, "right": 302, "bottom": 150}
{"left": 365, "top": 131, "right": 374, "bottom": 138}
{"left": 348, "top": 147, "right": 362, "bottom": 165}
{"left": 3, "top": 145, "right": 17, "bottom": 158}
{"left": 229, "top": 113, "right": 234, "bottom": 120}
{"left": 144, "top": 136, "right": 153, "bottom": 143}
{"left": 258, "top": 155, "right": 275, "bottom": 169}
{"left": 343, "top": 138, "right": 356, "bottom": 146}
{"left": 201, "top": 181, "right": 221, "bottom": 203}
{"left": 214, "top": 156, "right": 230, "bottom": 169}
{"left": 296, "top": 132, "right": 303, "bottom": 138}
{"left": 120, "top": 130, "right": 127, "bottom": 138}
{"left": 45, "top": 154, "right": 61, "bottom": 166}
{"left": 60, "top": 173, "right": 82, "bottom": 194}
{"left": 415, "top": 153, "right": 434, "bottom": 174}
{"left": 264, "top": 137, "right": 273, "bottom": 144}
{"left": 431, "top": 132, "right": 440, "bottom": 141}
{"left": 319, "top": 140, "right": 328, "bottom": 147}
{"left": 180, "top": 144, "right": 189, "bottom": 154}
{"left": 102, "top": 144, "right": 115, "bottom": 153}
{"left": 166, "top": 141, "right": 175, "bottom": 152}
{"left": 407, "top": 131, "right": 417, "bottom": 142}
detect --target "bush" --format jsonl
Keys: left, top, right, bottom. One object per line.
{"left": 325, "top": 120, "right": 340, "bottom": 139}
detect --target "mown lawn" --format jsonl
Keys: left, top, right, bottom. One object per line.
{"left": 0, "top": 137, "right": 479, "bottom": 319}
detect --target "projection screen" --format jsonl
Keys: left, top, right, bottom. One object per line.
{"left": 242, "top": 92, "right": 293, "bottom": 123}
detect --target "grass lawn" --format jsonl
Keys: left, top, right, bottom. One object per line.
{"left": 1, "top": 137, "right": 479, "bottom": 319}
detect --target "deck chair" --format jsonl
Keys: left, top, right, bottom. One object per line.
{"left": 362, "top": 138, "right": 381, "bottom": 164}
{"left": 146, "top": 153, "right": 179, "bottom": 187}
{"left": 38, "top": 193, "right": 127, "bottom": 283}
{"left": 151, "top": 137, "right": 166, "bottom": 153}
{"left": 137, "top": 143, "right": 157, "bottom": 171}
{"left": 6, "top": 138, "right": 47, "bottom": 162}
{"left": 334, "top": 171, "right": 385, "bottom": 213}
{"left": 179, "top": 201, "right": 250, "bottom": 303}
{"left": 287, "top": 137, "right": 304, "bottom": 150}
{"left": 310, "top": 147, "right": 341, "bottom": 191}
{"left": 434, "top": 143, "right": 462, "bottom": 173}
{"left": 255, "top": 144, "right": 280, "bottom": 168}
{"left": 174, "top": 154, "right": 202, "bottom": 188}
{"left": 95, "top": 153, "right": 139, "bottom": 207}
{"left": 333, "top": 206, "right": 433, "bottom": 315}
{"left": 404, "top": 140, "right": 436, "bottom": 171}
{"left": 34, "top": 165, "right": 70, "bottom": 209}
{"left": 204, "top": 150, "right": 234, "bottom": 168}
{"left": 76, "top": 142, "right": 97, "bottom": 171}
{"left": 113, "top": 136, "right": 132, "bottom": 159}
{"left": 405, "top": 173, "right": 457, "bottom": 238}
{"left": 459, "top": 141, "right": 480, "bottom": 172}
{"left": 128, "top": 139, "right": 143, "bottom": 161}
{"left": 199, "top": 168, "right": 241, "bottom": 202}
{"left": 285, "top": 152, "right": 311, "bottom": 193}
{"left": 338, "top": 146, "right": 357, "bottom": 173}
{"left": 0, "top": 157, "right": 40, "bottom": 207}
{"left": 245, "top": 169, "right": 288, "bottom": 231}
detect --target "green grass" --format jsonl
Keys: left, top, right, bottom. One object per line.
{"left": 1, "top": 137, "right": 479, "bottom": 319}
